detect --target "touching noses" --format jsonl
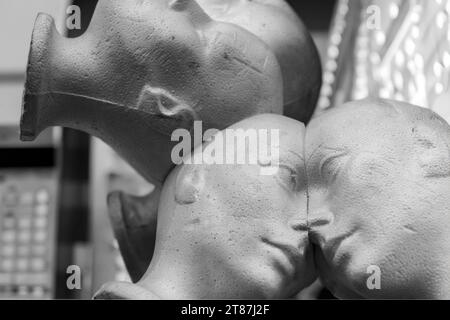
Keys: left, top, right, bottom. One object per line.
{"left": 307, "top": 204, "right": 335, "bottom": 246}
{"left": 288, "top": 194, "right": 335, "bottom": 245}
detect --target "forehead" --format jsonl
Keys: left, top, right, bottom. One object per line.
{"left": 228, "top": 114, "right": 306, "bottom": 165}
{"left": 188, "top": 115, "right": 307, "bottom": 180}
{"left": 305, "top": 101, "right": 408, "bottom": 160}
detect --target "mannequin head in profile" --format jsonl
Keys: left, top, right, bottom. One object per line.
{"left": 23, "top": 0, "right": 283, "bottom": 186}
{"left": 101, "top": 114, "right": 314, "bottom": 299}
{"left": 306, "top": 99, "right": 450, "bottom": 299}
{"left": 86, "top": 0, "right": 283, "bottom": 128}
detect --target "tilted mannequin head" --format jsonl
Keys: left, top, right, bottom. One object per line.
{"left": 306, "top": 99, "right": 450, "bottom": 299}
{"left": 196, "top": 0, "right": 323, "bottom": 123}
{"left": 21, "top": 0, "right": 283, "bottom": 186}
{"left": 95, "top": 114, "right": 316, "bottom": 299}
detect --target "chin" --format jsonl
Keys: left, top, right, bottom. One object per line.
{"left": 317, "top": 266, "right": 367, "bottom": 299}
{"left": 229, "top": 257, "right": 293, "bottom": 299}
{"left": 315, "top": 244, "right": 368, "bottom": 299}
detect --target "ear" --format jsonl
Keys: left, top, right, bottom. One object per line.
{"left": 136, "top": 85, "right": 197, "bottom": 135}
{"left": 412, "top": 125, "right": 450, "bottom": 178}
{"left": 107, "top": 187, "right": 161, "bottom": 283}
{"left": 174, "top": 164, "right": 206, "bottom": 205}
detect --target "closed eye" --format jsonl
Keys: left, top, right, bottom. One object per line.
{"left": 319, "top": 149, "right": 350, "bottom": 183}
{"left": 276, "top": 165, "right": 298, "bottom": 192}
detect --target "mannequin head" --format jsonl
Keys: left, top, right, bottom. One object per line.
{"left": 21, "top": 0, "right": 283, "bottom": 185}
{"left": 133, "top": 114, "right": 315, "bottom": 299}
{"left": 197, "top": 0, "right": 322, "bottom": 122}
{"left": 306, "top": 99, "right": 450, "bottom": 299}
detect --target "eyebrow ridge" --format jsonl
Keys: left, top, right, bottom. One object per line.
{"left": 307, "top": 143, "right": 349, "bottom": 162}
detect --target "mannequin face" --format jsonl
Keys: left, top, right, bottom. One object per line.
{"left": 84, "top": 0, "right": 283, "bottom": 128}
{"left": 141, "top": 115, "right": 315, "bottom": 299}
{"left": 306, "top": 99, "right": 450, "bottom": 299}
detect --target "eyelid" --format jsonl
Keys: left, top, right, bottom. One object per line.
{"left": 278, "top": 163, "right": 296, "bottom": 174}
{"left": 319, "top": 149, "right": 350, "bottom": 182}
{"left": 276, "top": 164, "right": 298, "bottom": 192}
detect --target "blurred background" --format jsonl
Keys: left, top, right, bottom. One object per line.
{"left": 0, "top": 0, "right": 449, "bottom": 299}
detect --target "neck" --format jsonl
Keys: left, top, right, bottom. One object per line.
{"left": 138, "top": 253, "right": 209, "bottom": 300}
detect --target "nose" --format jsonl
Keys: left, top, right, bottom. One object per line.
{"left": 309, "top": 214, "right": 333, "bottom": 228}
{"left": 288, "top": 208, "right": 333, "bottom": 232}
{"left": 289, "top": 219, "right": 309, "bottom": 232}
{"left": 307, "top": 205, "right": 334, "bottom": 245}
{"left": 169, "top": 0, "right": 211, "bottom": 26}
{"left": 288, "top": 195, "right": 309, "bottom": 232}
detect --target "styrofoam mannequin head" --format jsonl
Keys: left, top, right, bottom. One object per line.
{"left": 21, "top": 0, "right": 283, "bottom": 185}
{"left": 306, "top": 99, "right": 450, "bottom": 299}
{"left": 84, "top": 0, "right": 283, "bottom": 128}
{"left": 197, "top": 0, "right": 322, "bottom": 123}
{"left": 127, "top": 114, "right": 315, "bottom": 299}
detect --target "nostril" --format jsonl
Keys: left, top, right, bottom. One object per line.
{"left": 169, "top": 0, "right": 195, "bottom": 11}
{"left": 307, "top": 210, "right": 333, "bottom": 246}
{"left": 308, "top": 206, "right": 334, "bottom": 228}
{"left": 290, "top": 221, "right": 309, "bottom": 232}
{"left": 309, "top": 217, "right": 332, "bottom": 228}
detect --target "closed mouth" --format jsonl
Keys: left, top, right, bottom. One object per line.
{"left": 314, "top": 247, "right": 364, "bottom": 300}
{"left": 313, "top": 227, "right": 359, "bottom": 267}
{"left": 260, "top": 236, "right": 305, "bottom": 278}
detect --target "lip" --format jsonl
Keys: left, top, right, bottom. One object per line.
{"left": 260, "top": 237, "right": 305, "bottom": 278}
{"left": 314, "top": 245, "right": 366, "bottom": 300}
{"left": 311, "top": 227, "right": 358, "bottom": 267}
{"left": 325, "top": 233, "right": 349, "bottom": 259}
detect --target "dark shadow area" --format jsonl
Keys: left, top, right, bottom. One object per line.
{"left": 287, "top": 0, "right": 337, "bottom": 31}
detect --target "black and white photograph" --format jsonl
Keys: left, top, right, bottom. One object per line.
{"left": 0, "top": 0, "right": 450, "bottom": 310}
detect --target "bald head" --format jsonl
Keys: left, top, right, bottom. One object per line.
{"left": 138, "top": 114, "right": 316, "bottom": 299}
{"left": 306, "top": 99, "right": 450, "bottom": 299}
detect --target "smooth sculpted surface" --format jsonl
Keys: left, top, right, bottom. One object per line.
{"left": 306, "top": 99, "right": 450, "bottom": 299}
{"left": 98, "top": 99, "right": 450, "bottom": 299}
{"left": 196, "top": 0, "right": 323, "bottom": 123}
{"left": 96, "top": 114, "right": 316, "bottom": 299}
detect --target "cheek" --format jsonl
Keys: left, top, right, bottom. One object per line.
{"left": 348, "top": 156, "right": 389, "bottom": 186}
{"left": 325, "top": 163, "right": 398, "bottom": 239}
{"left": 332, "top": 155, "right": 397, "bottom": 206}
{"left": 204, "top": 26, "right": 272, "bottom": 78}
